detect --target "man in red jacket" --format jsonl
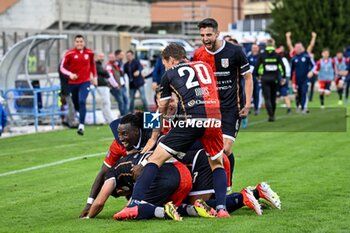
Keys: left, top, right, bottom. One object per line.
{"left": 60, "top": 35, "right": 97, "bottom": 135}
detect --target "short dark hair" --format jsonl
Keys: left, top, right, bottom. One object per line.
{"left": 74, "top": 34, "right": 84, "bottom": 40}
{"left": 223, "top": 35, "right": 232, "bottom": 40}
{"left": 120, "top": 112, "right": 143, "bottom": 129}
{"left": 322, "top": 48, "right": 330, "bottom": 52}
{"left": 126, "top": 50, "right": 134, "bottom": 55}
{"left": 229, "top": 38, "right": 239, "bottom": 44}
{"left": 162, "top": 43, "right": 186, "bottom": 61}
{"left": 198, "top": 18, "right": 218, "bottom": 31}
{"left": 114, "top": 49, "right": 122, "bottom": 56}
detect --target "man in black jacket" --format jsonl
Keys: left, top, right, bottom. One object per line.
{"left": 124, "top": 50, "right": 148, "bottom": 112}
{"left": 96, "top": 52, "right": 115, "bottom": 123}
{"left": 254, "top": 39, "right": 285, "bottom": 122}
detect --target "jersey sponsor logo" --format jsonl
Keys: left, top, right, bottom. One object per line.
{"left": 188, "top": 100, "right": 196, "bottom": 107}
{"left": 74, "top": 55, "right": 78, "bottom": 59}
{"left": 84, "top": 54, "right": 89, "bottom": 60}
{"left": 221, "top": 58, "right": 229, "bottom": 68}
{"left": 214, "top": 71, "right": 230, "bottom": 77}
{"left": 143, "top": 111, "right": 161, "bottom": 129}
{"left": 194, "top": 86, "right": 210, "bottom": 97}
{"left": 187, "top": 99, "right": 218, "bottom": 107}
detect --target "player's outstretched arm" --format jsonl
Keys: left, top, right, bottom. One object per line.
{"left": 86, "top": 179, "right": 115, "bottom": 218}
{"left": 79, "top": 164, "right": 110, "bottom": 218}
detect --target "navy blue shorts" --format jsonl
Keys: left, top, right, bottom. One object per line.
{"left": 221, "top": 110, "right": 241, "bottom": 142}
{"left": 279, "top": 83, "right": 289, "bottom": 97}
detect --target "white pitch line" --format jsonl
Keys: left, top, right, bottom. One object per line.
{"left": 0, "top": 152, "right": 105, "bottom": 177}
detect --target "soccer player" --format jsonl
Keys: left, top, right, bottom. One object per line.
{"left": 314, "top": 48, "right": 335, "bottom": 108}
{"left": 254, "top": 39, "right": 285, "bottom": 122}
{"left": 86, "top": 150, "right": 191, "bottom": 221}
{"left": 334, "top": 51, "right": 349, "bottom": 105}
{"left": 192, "top": 18, "right": 253, "bottom": 182}
{"left": 290, "top": 43, "right": 314, "bottom": 113}
{"left": 115, "top": 43, "right": 230, "bottom": 219}
{"left": 79, "top": 113, "right": 152, "bottom": 218}
{"left": 60, "top": 35, "right": 97, "bottom": 135}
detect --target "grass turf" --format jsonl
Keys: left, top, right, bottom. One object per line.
{"left": 0, "top": 94, "right": 349, "bottom": 233}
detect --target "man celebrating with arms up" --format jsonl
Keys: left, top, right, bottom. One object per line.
{"left": 193, "top": 18, "right": 253, "bottom": 183}
{"left": 60, "top": 35, "right": 97, "bottom": 135}
{"left": 115, "top": 43, "right": 229, "bottom": 219}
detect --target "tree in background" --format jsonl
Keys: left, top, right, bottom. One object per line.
{"left": 267, "top": 0, "right": 350, "bottom": 58}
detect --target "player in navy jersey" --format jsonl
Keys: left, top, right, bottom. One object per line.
{"left": 192, "top": 18, "right": 253, "bottom": 185}
{"left": 85, "top": 151, "right": 191, "bottom": 221}
{"left": 79, "top": 112, "right": 153, "bottom": 218}
{"left": 115, "top": 43, "right": 230, "bottom": 219}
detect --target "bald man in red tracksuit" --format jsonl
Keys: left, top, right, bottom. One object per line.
{"left": 60, "top": 35, "right": 97, "bottom": 135}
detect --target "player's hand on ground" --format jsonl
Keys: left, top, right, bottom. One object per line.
{"left": 131, "top": 164, "right": 144, "bottom": 180}
{"left": 239, "top": 105, "right": 250, "bottom": 117}
{"left": 69, "top": 73, "right": 78, "bottom": 80}
{"left": 79, "top": 204, "right": 91, "bottom": 218}
{"left": 141, "top": 137, "right": 157, "bottom": 154}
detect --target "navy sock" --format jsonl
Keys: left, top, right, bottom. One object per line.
{"left": 136, "top": 203, "right": 157, "bottom": 220}
{"left": 225, "top": 192, "right": 244, "bottom": 212}
{"left": 212, "top": 167, "right": 228, "bottom": 210}
{"left": 205, "top": 193, "right": 244, "bottom": 213}
{"left": 227, "top": 153, "right": 235, "bottom": 186}
{"left": 253, "top": 189, "right": 260, "bottom": 200}
{"left": 177, "top": 204, "right": 189, "bottom": 216}
{"left": 131, "top": 163, "right": 159, "bottom": 203}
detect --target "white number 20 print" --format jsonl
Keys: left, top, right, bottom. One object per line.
{"left": 178, "top": 63, "right": 212, "bottom": 89}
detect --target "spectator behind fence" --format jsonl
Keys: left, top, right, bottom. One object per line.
{"left": 60, "top": 34, "right": 97, "bottom": 136}
{"left": 124, "top": 50, "right": 148, "bottom": 112}
{"left": 110, "top": 50, "right": 128, "bottom": 116}
{"left": 107, "top": 53, "right": 127, "bottom": 116}
{"left": 95, "top": 52, "right": 115, "bottom": 124}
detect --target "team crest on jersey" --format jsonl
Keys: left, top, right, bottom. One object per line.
{"left": 74, "top": 55, "right": 78, "bottom": 59}
{"left": 221, "top": 58, "right": 229, "bottom": 68}
{"left": 84, "top": 54, "right": 89, "bottom": 60}
{"left": 301, "top": 57, "right": 306, "bottom": 62}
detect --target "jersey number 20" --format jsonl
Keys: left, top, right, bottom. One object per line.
{"left": 178, "top": 63, "right": 212, "bottom": 89}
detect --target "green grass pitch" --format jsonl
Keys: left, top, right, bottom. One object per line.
{"left": 1, "top": 94, "right": 349, "bottom": 233}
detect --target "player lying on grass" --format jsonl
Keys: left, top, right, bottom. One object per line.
{"left": 79, "top": 96, "right": 179, "bottom": 218}
{"left": 85, "top": 150, "right": 191, "bottom": 221}
{"left": 113, "top": 145, "right": 281, "bottom": 220}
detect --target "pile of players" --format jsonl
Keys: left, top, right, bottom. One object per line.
{"left": 79, "top": 18, "right": 281, "bottom": 221}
